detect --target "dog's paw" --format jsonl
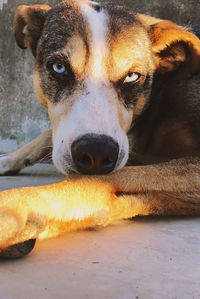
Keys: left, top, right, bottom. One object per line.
{"left": 0, "top": 208, "right": 45, "bottom": 258}
{"left": 0, "top": 210, "right": 21, "bottom": 244}
{"left": 0, "top": 155, "right": 10, "bottom": 174}
{"left": 0, "top": 239, "right": 36, "bottom": 259}
{"left": 0, "top": 155, "right": 20, "bottom": 175}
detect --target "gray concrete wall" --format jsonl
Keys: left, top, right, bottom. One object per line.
{"left": 0, "top": 0, "right": 200, "bottom": 153}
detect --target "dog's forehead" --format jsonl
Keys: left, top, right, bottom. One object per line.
{"left": 40, "top": 2, "right": 85, "bottom": 57}
{"left": 40, "top": 1, "right": 141, "bottom": 57}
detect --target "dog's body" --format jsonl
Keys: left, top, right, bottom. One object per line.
{"left": 0, "top": 0, "right": 200, "bottom": 257}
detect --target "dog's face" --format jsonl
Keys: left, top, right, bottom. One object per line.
{"left": 34, "top": 1, "right": 156, "bottom": 175}
{"left": 14, "top": 0, "right": 200, "bottom": 175}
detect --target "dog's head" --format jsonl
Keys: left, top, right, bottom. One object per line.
{"left": 14, "top": 0, "right": 200, "bottom": 175}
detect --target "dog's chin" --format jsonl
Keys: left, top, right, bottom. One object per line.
{"left": 52, "top": 143, "right": 129, "bottom": 176}
{"left": 114, "top": 149, "right": 128, "bottom": 171}
{"left": 52, "top": 154, "right": 75, "bottom": 176}
{"left": 53, "top": 153, "right": 128, "bottom": 177}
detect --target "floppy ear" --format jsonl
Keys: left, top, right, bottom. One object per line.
{"left": 14, "top": 5, "right": 51, "bottom": 57}
{"left": 149, "top": 20, "right": 200, "bottom": 74}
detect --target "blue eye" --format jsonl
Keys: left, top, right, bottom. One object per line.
{"left": 52, "top": 62, "right": 66, "bottom": 74}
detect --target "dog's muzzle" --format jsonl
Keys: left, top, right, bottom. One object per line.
{"left": 71, "top": 134, "right": 119, "bottom": 175}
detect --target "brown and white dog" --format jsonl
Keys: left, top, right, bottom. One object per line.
{"left": 0, "top": 0, "right": 200, "bottom": 257}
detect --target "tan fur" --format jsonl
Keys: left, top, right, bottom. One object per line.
{"left": 137, "top": 14, "right": 162, "bottom": 26}
{"left": 109, "top": 26, "right": 155, "bottom": 82}
{"left": 150, "top": 20, "right": 200, "bottom": 73}
{"left": 14, "top": 5, "right": 51, "bottom": 53}
{"left": 1, "top": 167, "right": 200, "bottom": 249}
{"left": 66, "top": 35, "right": 87, "bottom": 77}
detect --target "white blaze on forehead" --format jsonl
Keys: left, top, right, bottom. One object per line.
{"left": 80, "top": 1, "right": 108, "bottom": 79}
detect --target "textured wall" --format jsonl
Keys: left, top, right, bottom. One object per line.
{"left": 0, "top": 0, "right": 200, "bottom": 153}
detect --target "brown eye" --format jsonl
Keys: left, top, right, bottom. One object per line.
{"left": 123, "top": 72, "right": 141, "bottom": 84}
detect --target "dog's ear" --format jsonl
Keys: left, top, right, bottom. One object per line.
{"left": 14, "top": 5, "right": 51, "bottom": 57}
{"left": 149, "top": 20, "right": 200, "bottom": 74}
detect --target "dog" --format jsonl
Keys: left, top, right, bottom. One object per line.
{"left": 0, "top": 0, "right": 200, "bottom": 258}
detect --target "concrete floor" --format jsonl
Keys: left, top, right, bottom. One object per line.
{"left": 0, "top": 164, "right": 200, "bottom": 299}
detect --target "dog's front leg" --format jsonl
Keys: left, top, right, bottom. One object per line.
{"left": 1, "top": 158, "right": 200, "bottom": 258}
{"left": 97, "top": 157, "right": 200, "bottom": 215}
{"left": 0, "top": 177, "right": 161, "bottom": 258}
{"left": 0, "top": 130, "right": 52, "bottom": 175}
{"left": 0, "top": 178, "right": 119, "bottom": 257}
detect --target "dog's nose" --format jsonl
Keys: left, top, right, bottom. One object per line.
{"left": 71, "top": 134, "right": 119, "bottom": 175}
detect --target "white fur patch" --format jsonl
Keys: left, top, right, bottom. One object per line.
{"left": 80, "top": 1, "right": 108, "bottom": 80}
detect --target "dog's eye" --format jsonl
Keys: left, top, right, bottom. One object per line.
{"left": 52, "top": 62, "right": 67, "bottom": 74}
{"left": 123, "top": 72, "right": 141, "bottom": 84}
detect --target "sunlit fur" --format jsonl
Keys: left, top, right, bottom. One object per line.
{"left": 0, "top": 178, "right": 136, "bottom": 247}
{"left": 1, "top": 167, "right": 200, "bottom": 249}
